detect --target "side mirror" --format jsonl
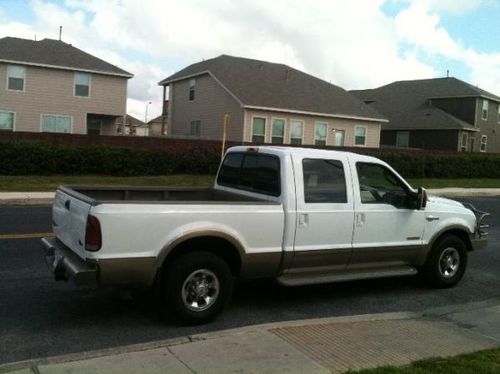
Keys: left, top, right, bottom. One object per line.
{"left": 416, "top": 187, "right": 427, "bottom": 210}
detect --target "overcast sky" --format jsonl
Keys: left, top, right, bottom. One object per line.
{"left": 1, "top": 0, "right": 499, "bottom": 121}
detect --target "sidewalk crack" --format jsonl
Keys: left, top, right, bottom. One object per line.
{"left": 166, "top": 346, "right": 196, "bottom": 373}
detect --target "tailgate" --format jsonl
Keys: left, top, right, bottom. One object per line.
{"left": 52, "top": 188, "right": 91, "bottom": 259}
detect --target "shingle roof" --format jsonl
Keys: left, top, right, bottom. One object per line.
{"left": 159, "top": 55, "right": 386, "bottom": 122}
{"left": 350, "top": 77, "right": 499, "bottom": 131}
{"left": 0, "top": 37, "right": 132, "bottom": 77}
{"left": 116, "top": 115, "right": 146, "bottom": 127}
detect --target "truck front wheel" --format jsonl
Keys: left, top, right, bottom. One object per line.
{"left": 422, "top": 235, "right": 467, "bottom": 288}
{"left": 162, "top": 251, "right": 234, "bottom": 325}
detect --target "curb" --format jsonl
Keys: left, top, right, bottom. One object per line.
{"left": 0, "top": 311, "right": 416, "bottom": 372}
{"left": 0, "top": 192, "right": 54, "bottom": 206}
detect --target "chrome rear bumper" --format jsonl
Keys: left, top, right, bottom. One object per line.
{"left": 41, "top": 237, "right": 98, "bottom": 287}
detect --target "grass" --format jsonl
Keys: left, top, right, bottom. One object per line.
{"left": 350, "top": 347, "right": 500, "bottom": 373}
{"left": 0, "top": 175, "right": 498, "bottom": 192}
{"left": 0, "top": 175, "right": 214, "bottom": 192}
{"left": 407, "top": 178, "right": 500, "bottom": 189}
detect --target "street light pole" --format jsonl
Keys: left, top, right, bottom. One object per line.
{"left": 145, "top": 101, "right": 152, "bottom": 124}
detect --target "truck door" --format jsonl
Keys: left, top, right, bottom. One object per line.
{"left": 290, "top": 155, "right": 354, "bottom": 273}
{"left": 349, "top": 161, "right": 425, "bottom": 269}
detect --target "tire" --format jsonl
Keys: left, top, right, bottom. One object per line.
{"left": 422, "top": 235, "right": 467, "bottom": 288}
{"left": 162, "top": 251, "right": 233, "bottom": 325}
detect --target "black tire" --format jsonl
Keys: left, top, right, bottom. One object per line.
{"left": 422, "top": 235, "right": 467, "bottom": 288}
{"left": 162, "top": 251, "right": 233, "bottom": 325}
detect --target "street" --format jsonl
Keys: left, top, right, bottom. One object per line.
{"left": 0, "top": 197, "right": 499, "bottom": 365}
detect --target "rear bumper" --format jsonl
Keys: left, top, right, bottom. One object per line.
{"left": 41, "top": 237, "right": 98, "bottom": 287}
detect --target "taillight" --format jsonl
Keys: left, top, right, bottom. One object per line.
{"left": 85, "top": 215, "right": 102, "bottom": 251}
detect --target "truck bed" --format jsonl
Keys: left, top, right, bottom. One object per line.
{"left": 58, "top": 185, "right": 276, "bottom": 205}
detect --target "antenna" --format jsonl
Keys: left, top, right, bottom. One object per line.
{"left": 59, "top": 26, "right": 62, "bottom": 41}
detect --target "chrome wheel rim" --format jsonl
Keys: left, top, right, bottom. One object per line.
{"left": 438, "top": 247, "right": 460, "bottom": 278}
{"left": 181, "top": 269, "right": 219, "bottom": 312}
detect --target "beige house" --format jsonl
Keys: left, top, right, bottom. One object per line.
{"left": 159, "top": 55, "right": 386, "bottom": 147}
{"left": 0, "top": 37, "right": 133, "bottom": 135}
{"left": 148, "top": 114, "right": 168, "bottom": 136}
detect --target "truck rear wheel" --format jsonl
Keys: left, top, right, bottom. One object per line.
{"left": 422, "top": 235, "right": 467, "bottom": 288}
{"left": 162, "top": 251, "right": 233, "bottom": 325}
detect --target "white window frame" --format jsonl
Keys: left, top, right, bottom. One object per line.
{"left": 251, "top": 115, "right": 267, "bottom": 143}
{"left": 354, "top": 125, "right": 368, "bottom": 146}
{"left": 333, "top": 129, "right": 345, "bottom": 146}
{"left": 74, "top": 72, "right": 91, "bottom": 98}
{"left": 289, "top": 119, "right": 304, "bottom": 145}
{"left": 6, "top": 65, "right": 26, "bottom": 92}
{"left": 480, "top": 135, "right": 487, "bottom": 152}
{"left": 271, "top": 117, "right": 286, "bottom": 144}
{"left": 189, "top": 78, "right": 196, "bottom": 101}
{"left": 482, "top": 99, "right": 488, "bottom": 120}
{"left": 190, "top": 120, "right": 202, "bottom": 137}
{"left": 460, "top": 132, "right": 468, "bottom": 152}
{"left": 0, "top": 110, "right": 15, "bottom": 131}
{"left": 40, "top": 114, "right": 73, "bottom": 134}
{"left": 314, "top": 121, "right": 328, "bottom": 146}
{"left": 497, "top": 104, "right": 500, "bottom": 124}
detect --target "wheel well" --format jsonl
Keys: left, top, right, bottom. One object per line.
{"left": 162, "top": 236, "right": 242, "bottom": 276}
{"left": 434, "top": 229, "right": 473, "bottom": 252}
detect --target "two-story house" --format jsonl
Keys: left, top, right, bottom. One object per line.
{"left": 158, "top": 55, "right": 386, "bottom": 147}
{"left": 0, "top": 37, "right": 133, "bottom": 135}
{"left": 351, "top": 78, "right": 500, "bottom": 152}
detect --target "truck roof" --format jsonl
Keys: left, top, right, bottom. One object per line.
{"left": 227, "top": 145, "right": 382, "bottom": 164}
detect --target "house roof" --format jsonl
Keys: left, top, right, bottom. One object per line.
{"left": 148, "top": 115, "right": 167, "bottom": 124}
{"left": 116, "top": 115, "right": 146, "bottom": 127}
{"left": 0, "top": 37, "right": 133, "bottom": 78}
{"left": 350, "top": 77, "right": 499, "bottom": 131}
{"left": 159, "top": 55, "right": 387, "bottom": 122}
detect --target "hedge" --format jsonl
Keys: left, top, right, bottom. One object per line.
{"left": 0, "top": 140, "right": 499, "bottom": 178}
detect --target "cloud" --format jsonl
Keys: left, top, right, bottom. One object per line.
{"left": 0, "top": 0, "right": 498, "bottom": 119}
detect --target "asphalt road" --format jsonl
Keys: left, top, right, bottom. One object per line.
{"left": 1, "top": 197, "right": 499, "bottom": 365}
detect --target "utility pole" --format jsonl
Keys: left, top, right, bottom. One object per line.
{"left": 221, "top": 114, "right": 230, "bottom": 160}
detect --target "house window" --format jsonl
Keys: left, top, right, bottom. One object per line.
{"left": 74, "top": 73, "right": 90, "bottom": 97}
{"left": 480, "top": 135, "right": 487, "bottom": 152}
{"left": 460, "top": 132, "right": 468, "bottom": 152}
{"left": 252, "top": 117, "right": 266, "bottom": 143}
{"left": 334, "top": 130, "right": 345, "bottom": 146}
{"left": 190, "top": 120, "right": 201, "bottom": 136}
{"left": 189, "top": 78, "right": 196, "bottom": 101}
{"left": 396, "top": 131, "right": 409, "bottom": 147}
{"left": 7, "top": 65, "right": 25, "bottom": 91}
{"left": 272, "top": 119, "right": 285, "bottom": 144}
{"left": 482, "top": 99, "right": 488, "bottom": 120}
{"left": 0, "top": 111, "right": 14, "bottom": 131}
{"left": 290, "top": 120, "right": 303, "bottom": 145}
{"left": 314, "top": 122, "right": 327, "bottom": 146}
{"left": 497, "top": 104, "right": 500, "bottom": 123}
{"left": 354, "top": 126, "right": 367, "bottom": 146}
{"left": 87, "top": 118, "right": 102, "bottom": 135}
{"left": 41, "top": 114, "right": 71, "bottom": 133}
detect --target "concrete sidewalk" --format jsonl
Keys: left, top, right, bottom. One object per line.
{"left": 1, "top": 301, "right": 499, "bottom": 374}
{"left": 0, "top": 188, "right": 499, "bottom": 206}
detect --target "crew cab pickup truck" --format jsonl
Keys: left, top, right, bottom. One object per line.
{"left": 42, "top": 146, "right": 489, "bottom": 324}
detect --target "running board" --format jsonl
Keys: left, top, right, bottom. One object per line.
{"left": 276, "top": 266, "right": 418, "bottom": 287}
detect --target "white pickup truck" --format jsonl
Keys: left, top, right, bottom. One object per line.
{"left": 42, "top": 146, "right": 489, "bottom": 324}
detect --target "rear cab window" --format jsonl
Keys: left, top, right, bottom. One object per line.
{"left": 217, "top": 152, "right": 281, "bottom": 197}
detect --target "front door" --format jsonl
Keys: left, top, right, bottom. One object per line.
{"left": 349, "top": 161, "right": 425, "bottom": 269}
{"left": 290, "top": 154, "right": 354, "bottom": 273}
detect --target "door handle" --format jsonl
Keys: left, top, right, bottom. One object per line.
{"left": 299, "top": 213, "right": 308, "bottom": 228}
{"left": 356, "top": 213, "right": 365, "bottom": 227}
{"left": 426, "top": 215, "right": 439, "bottom": 222}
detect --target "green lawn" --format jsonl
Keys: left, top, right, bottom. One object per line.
{"left": 407, "top": 178, "right": 500, "bottom": 189}
{"left": 350, "top": 347, "right": 500, "bottom": 374}
{"left": 0, "top": 175, "right": 498, "bottom": 192}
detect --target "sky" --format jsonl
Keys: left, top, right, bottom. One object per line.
{"left": 0, "top": 0, "right": 499, "bottom": 121}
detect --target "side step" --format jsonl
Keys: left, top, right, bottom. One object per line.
{"left": 276, "top": 266, "right": 418, "bottom": 287}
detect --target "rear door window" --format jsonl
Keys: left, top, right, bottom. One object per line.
{"left": 217, "top": 152, "right": 281, "bottom": 196}
{"left": 302, "top": 159, "right": 347, "bottom": 203}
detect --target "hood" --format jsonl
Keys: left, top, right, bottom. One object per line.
{"left": 427, "top": 196, "right": 465, "bottom": 209}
